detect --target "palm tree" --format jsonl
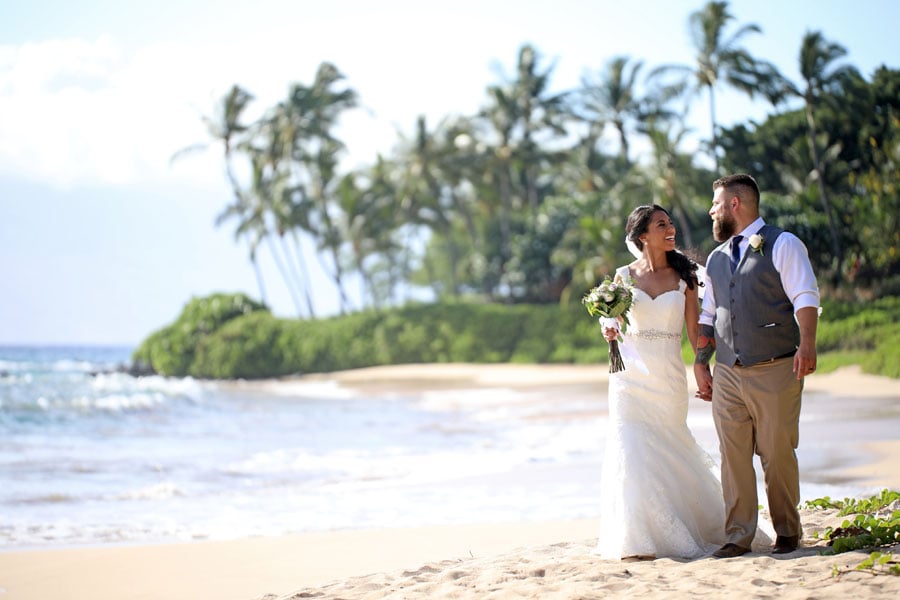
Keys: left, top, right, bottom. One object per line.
{"left": 172, "top": 85, "right": 270, "bottom": 306}
{"left": 335, "top": 163, "right": 407, "bottom": 308}
{"left": 481, "top": 83, "right": 519, "bottom": 264}
{"left": 579, "top": 56, "right": 644, "bottom": 163}
{"left": 271, "top": 62, "right": 359, "bottom": 313}
{"left": 245, "top": 148, "right": 310, "bottom": 317}
{"left": 509, "top": 45, "right": 569, "bottom": 216}
{"left": 653, "top": 1, "right": 784, "bottom": 171}
{"left": 478, "top": 44, "right": 570, "bottom": 295}
{"left": 782, "top": 31, "right": 861, "bottom": 283}
{"left": 257, "top": 103, "right": 318, "bottom": 317}
{"left": 394, "top": 115, "right": 484, "bottom": 297}
{"left": 643, "top": 124, "right": 703, "bottom": 250}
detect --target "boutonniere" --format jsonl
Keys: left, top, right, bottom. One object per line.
{"left": 748, "top": 233, "right": 765, "bottom": 256}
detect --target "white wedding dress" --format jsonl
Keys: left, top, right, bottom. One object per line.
{"left": 594, "top": 266, "right": 726, "bottom": 559}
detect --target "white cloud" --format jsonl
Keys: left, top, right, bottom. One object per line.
{"left": 0, "top": 36, "right": 246, "bottom": 189}
{"left": 0, "top": 30, "right": 422, "bottom": 191}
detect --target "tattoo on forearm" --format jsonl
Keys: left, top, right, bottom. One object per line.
{"left": 695, "top": 325, "right": 716, "bottom": 365}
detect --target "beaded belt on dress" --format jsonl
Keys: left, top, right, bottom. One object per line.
{"left": 628, "top": 329, "right": 681, "bottom": 340}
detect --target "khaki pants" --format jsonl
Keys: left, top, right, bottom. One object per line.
{"left": 712, "top": 357, "right": 803, "bottom": 548}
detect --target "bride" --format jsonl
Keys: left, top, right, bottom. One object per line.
{"left": 593, "top": 205, "right": 737, "bottom": 560}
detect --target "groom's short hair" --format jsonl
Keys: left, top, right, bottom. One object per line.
{"left": 713, "top": 173, "right": 760, "bottom": 209}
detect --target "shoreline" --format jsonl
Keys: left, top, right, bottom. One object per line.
{"left": 236, "top": 361, "right": 900, "bottom": 396}
{"left": 2, "top": 363, "right": 898, "bottom": 600}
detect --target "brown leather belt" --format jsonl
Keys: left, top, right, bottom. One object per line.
{"left": 734, "top": 351, "right": 795, "bottom": 367}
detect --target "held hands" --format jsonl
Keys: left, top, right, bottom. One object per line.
{"left": 693, "top": 363, "right": 713, "bottom": 402}
{"left": 693, "top": 326, "right": 715, "bottom": 401}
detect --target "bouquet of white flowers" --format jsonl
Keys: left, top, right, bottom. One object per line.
{"left": 582, "top": 275, "right": 635, "bottom": 373}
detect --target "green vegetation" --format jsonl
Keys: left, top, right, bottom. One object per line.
{"left": 131, "top": 294, "right": 267, "bottom": 377}
{"left": 175, "top": 0, "right": 899, "bottom": 319}
{"left": 133, "top": 292, "right": 899, "bottom": 380}
{"left": 805, "top": 490, "right": 900, "bottom": 576}
{"left": 816, "top": 297, "right": 900, "bottom": 378}
{"left": 805, "top": 489, "right": 900, "bottom": 516}
{"left": 155, "top": 2, "right": 899, "bottom": 379}
{"left": 133, "top": 295, "right": 605, "bottom": 378}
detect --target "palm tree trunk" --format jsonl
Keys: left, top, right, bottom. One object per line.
{"left": 498, "top": 164, "right": 513, "bottom": 264}
{"left": 265, "top": 237, "right": 306, "bottom": 317}
{"left": 437, "top": 214, "right": 460, "bottom": 296}
{"left": 287, "top": 232, "right": 317, "bottom": 317}
{"left": 328, "top": 244, "right": 351, "bottom": 313}
{"left": 806, "top": 103, "right": 843, "bottom": 284}
{"left": 615, "top": 120, "right": 630, "bottom": 163}
{"left": 248, "top": 248, "right": 268, "bottom": 307}
{"left": 452, "top": 189, "right": 480, "bottom": 248}
{"left": 707, "top": 85, "right": 719, "bottom": 173}
{"left": 276, "top": 236, "right": 313, "bottom": 318}
{"left": 313, "top": 241, "right": 350, "bottom": 314}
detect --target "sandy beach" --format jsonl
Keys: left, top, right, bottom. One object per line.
{"left": 1, "top": 364, "right": 898, "bottom": 600}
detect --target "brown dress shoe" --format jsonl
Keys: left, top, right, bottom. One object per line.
{"left": 772, "top": 535, "right": 799, "bottom": 554}
{"left": 712, "top": 543, "right": 750, "bottom": 558}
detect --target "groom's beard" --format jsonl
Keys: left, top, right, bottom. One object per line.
{"left": 713, "top": 214, "right": 736, "bottom": 242}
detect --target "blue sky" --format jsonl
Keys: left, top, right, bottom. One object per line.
{"left": 1, "top": 0, "right": 898, "bottom": 346}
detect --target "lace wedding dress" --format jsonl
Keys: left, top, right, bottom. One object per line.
{"left": 594, "top": 266, "right": 726, "bottom": 559}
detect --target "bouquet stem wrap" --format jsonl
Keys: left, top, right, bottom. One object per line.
{"left": 598, "top": 317, "right": 626, "bottom": 373}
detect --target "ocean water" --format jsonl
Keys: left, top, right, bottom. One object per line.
{"left": 0, "top": 346, "right": 883, "bottom": 551}
{"left": 0, "top": 346, "right": 607, "bottom": 550}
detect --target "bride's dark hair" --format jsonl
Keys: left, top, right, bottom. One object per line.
{"left": 625, "top": 204, "right": 701, "bottom": 290}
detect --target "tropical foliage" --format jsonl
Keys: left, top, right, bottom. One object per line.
{"left": 169, "top": 1, "right": 898, "bottom": 337}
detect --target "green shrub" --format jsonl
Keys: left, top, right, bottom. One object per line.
{"left": 131, "top": 293, "right": 268, "bottom": 377}
{"left": 191, "top": 311, "right": 291, "bottom": 379}
{"left": 130, "top": 293, "right": 899, "bottom": 380}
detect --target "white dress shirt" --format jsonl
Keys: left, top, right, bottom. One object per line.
{"left": 699, "top": 217, "right": 820, "bottom": 327}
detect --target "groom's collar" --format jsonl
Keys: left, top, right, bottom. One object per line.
{"left": 735, "top": 217, "right": 765, "bottom": 239}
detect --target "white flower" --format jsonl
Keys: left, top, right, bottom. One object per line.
{"left": 749, "top": 233, "right": 765, "bottom": 256}
{"left": 602, "top": 292, "right": 615, "bottom": 302}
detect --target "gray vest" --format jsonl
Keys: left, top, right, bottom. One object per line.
{"left": 707, "top": 224, "right": 800, "bottom": 367}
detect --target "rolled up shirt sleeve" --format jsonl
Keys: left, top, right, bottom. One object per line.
{"left": 772, "top": 232, "right": 820, "bottom": 313}
{"left": 699, "top": 259, "right": 716, "bottom": 327}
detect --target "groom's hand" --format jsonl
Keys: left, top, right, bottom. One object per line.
{"left": 793, "top": 306, "right": 819, "bottom": 380}
{"left": 693, "top": 363, "right": 713, "bottom": 402}
{"left": 793, "top": 341, "right": 817, "bottom": 380}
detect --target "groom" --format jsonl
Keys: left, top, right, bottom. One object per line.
{"left": 693, "top": 173, "right": 819, "bottom": 558}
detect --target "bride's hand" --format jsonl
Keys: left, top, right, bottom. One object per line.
{"left": 603, "top": 327, "right": 619, "bottom": 342}
{"left": 693, "top": 363, "right": 713, "bottom": 402}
